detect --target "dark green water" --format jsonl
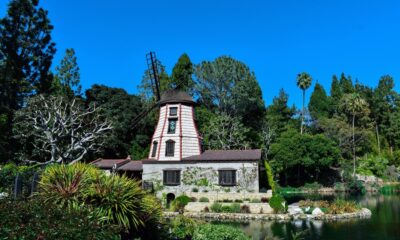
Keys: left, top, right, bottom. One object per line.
{"left": 226, "top": 193, "right": 400, "bottom": 240}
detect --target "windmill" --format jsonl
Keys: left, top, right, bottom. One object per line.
{"left": 131, "top": 52, "right": 163, "bottom": 128}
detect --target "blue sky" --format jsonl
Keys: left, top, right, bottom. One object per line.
{"left": 1, "top": 0, "right": 399, "bottom": 106}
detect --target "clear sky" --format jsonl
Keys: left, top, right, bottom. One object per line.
{"left": 1, "top": 0, "right": 399, "bottom": 106}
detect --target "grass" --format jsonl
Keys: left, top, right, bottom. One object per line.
{"left": 298, "top": 199, "right": 360, "bottom": 214}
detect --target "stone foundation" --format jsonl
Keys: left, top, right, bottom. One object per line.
{"left": 184, "top": 202, "right": 274, "bottom": 214}
{"left": 185, "top": 190, "right": 272, "bottom": 203}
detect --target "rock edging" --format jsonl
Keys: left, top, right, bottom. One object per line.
{"left": 164, "top": 208, "right": 372, "bottom": 222}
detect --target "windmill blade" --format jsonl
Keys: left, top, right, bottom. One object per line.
{"left": 146, "top": 52, "right": 161, "bottom": 101}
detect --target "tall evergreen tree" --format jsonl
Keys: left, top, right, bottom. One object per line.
{"left": 52, "top": 48, "right": 81, "bottom": 98}
{"left": 308, "top": 83, "right": 330, "bottom": 120}
{"left": 0, "top": 0, "right": 56, "bottom": 161}
{"left": 296, "top": 72, "right": 312, "bottom": 134}
{"left": 339, "top": 73, "right": 354, "bottom": 94}
{"left": 170, "top": 53, "right": 194, "bottom": 94}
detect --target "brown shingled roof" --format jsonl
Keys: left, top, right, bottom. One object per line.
{"left": 159, "top": 89, "right": 194, "bottom": 105}
{"left": 91, "top": 159, "right": 129, "bottom": 169}
{"left": 118, "top": 161, "right": 143, "bottom": 171}
{"left": 183, "top": 149, "right": 262, "bottom": 161}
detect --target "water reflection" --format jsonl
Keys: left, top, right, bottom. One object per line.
{"left": 220, "top": 193, "right": 400, "bottom": 240}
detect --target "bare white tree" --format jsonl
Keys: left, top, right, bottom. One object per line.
{"left": 14, "top": 95, "right": 112, "bottom": 165}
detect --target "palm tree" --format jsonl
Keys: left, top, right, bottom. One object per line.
{"left": 296, "top": 72, "right": 312, "bottom": 134}
{"left": 340, "top": 93, "right": 369, "bottom": 176}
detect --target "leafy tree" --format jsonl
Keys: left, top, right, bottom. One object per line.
{"left": 52, "top": 48, "right": 82, "bottom": 98}
{"left": 340, "top": 93, "right": 370, "bottom": 176}
{"left": 0, "top": 0, "right": 56, "bottom": 161}
{"left": 170, "top": 53, "right": 195, "bottom": 94}
{"left": 138, "top": 61, "right": 171, "bottom": 101}
{"left": 203, "top": 113, "right": 250, "bottom": 150}
{"left": 85, "top": 85, "right": 154, "bottom": 159}
{"left": 308, "top": 83, "right": 331, "bottom": 120}
{"left": 194, "top": 56, "right": 264, "bottom": 120}
{"left": 296, "top": 72, "right": 312, "bottom": 134}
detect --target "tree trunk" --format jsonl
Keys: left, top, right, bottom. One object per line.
{"left": 375, "top": 122, "right": 381, "bottom": 155}
{"left": 352, "top": 114, "right": 356, "bottom": 177}
{"left": 301, "top": 90, "right": 305, "bottom": 135}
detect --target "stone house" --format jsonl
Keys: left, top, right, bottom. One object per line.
{"left": 93, "top": 90, "right": 261, "bottom": 199}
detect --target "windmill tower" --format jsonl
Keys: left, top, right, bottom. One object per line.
{"left": 148, "top": 90, "right": 202, "bottom": 160}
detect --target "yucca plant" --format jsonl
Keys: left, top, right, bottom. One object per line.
{"left": 39, "top": 163, "right": 100, "bottom": 209}
{"left": 85, "top": 174, "right": 145, "bottom": 230}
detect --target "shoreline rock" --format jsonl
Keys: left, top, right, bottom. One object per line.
{"left": 164, "top": 208, "right": 372, "bottom": 222}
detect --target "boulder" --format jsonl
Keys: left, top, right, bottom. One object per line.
{"left": 288, "top": 206, "right": 303, "bottom": 215}
{"left": 312, "top": 207, "right": 324, "bottom": 216}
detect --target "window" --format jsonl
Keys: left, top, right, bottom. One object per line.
{"left": 165, "top": 140, "right": 175, "bottom": 157}
{"left": 169, "top": 107, "right": 178, "bottom": 116}
{"left": 151, "top": 141, "right": 158, "bottom": 157}
{"left": 167, "top": 119, "right": 177, "bottom": 134}
{"left": 163, "top": 170, "right": 180, "bottom": 185}
{"left": 219, "top": 170, "right": 236, "bottom": 186}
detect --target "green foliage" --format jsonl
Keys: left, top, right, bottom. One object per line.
{"left": 85, "top": 84, "right": 152, "bottom": 159}
{"left": 39, "top": 163, "right": 163, "bottom": 232}
{"left": 171, "top": 53, "right": 195, "bottom": 94}
{"left": 264, "top": 160, "right": 275, "bottom": 192}
{"left": 85, "top": 174, "right": 145, "bottom": 230}
{"left": 171, "top": 215, "right": 198, "bottom": 239}
{"left": 39, "top": 163, "right": 98, "bottom": 209}
{"left": 210, "top": 202, "right": 223, "bottom": 213}
{"left": 0, "top": 162, "right": 37, "bottom": 193}
{"left": 52, "top": 48, "right": 82, "bottom": 98}
{"left": 327, "top": 199, "right": 360, "bottom": 214}
{"left": 0, "top": 198, "right": 120, "bottom": 240}
{"left": 170, "top": 195, "right": 192, "bottom": 213}
{"left": 199, "top": 197, "right": 209, "bottom": 202}
{"left": 269, "top": 194, "right": 287, "bottom": 213}
{"left": 379, "top": 184, "right": 400, "bottom": 194}
{"left": 0, "top": 0, "right": 56, "bottom": 160}
{"left": 346, "top": 179, "right": 366, "bottom": 194}
{"left": 192, "top": 224, "right": 251, "bottom": 240}
{"left": 357, "top": 155, "right": 389, "bottom": 178}
{"left": 250, "top": 198, "right": 261, "bottom": 203}
{"left": 309, "top": 83, "right": 331, "bottom": 120}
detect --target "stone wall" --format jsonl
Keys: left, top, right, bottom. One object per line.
{"left": 142, "top": 161, "right": 260, "bottom": 197}
{"left": 184, "top": 202, "right": 274, "bottom": 214}
{"left": 186, "top": 191, "right": 272, "bottom": 203}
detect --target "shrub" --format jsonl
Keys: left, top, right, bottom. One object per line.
{"left": 193, "top": 224, "right": 250, "bottom": 240}
{"left": 380, "top": 184, "right": 400, "bottom": 194}
{"left": 250, "top": 198, "right": 261, "bottom": 203}
{"left": 171, "top": 215, "right": 198, "bottom": 239}
{"left": 347, "top": 179, "right": 366, "bottom": 194}
{"left": 203, "top": 206, "right": 210, "bottom": 212}
{"left": 39, "top": 163, "right": 99, "bottom": 209}
{"left": 210, "top": 202, "right": 223, "bottom": 213}
{"left": 264, "top": 160, "right": 276, "bottom": 193}
{"left": 223, "top": 188, "right": 230, "bottom": 192}
{"left": 269, "top": 194, "right": 287, "bottom": 213}
{"left": 199, "top": 197, "right": 209, "bottom": 202}
{"left": 327, "top": 199, "right": 360, "bottom": 214}
{"left": 298, "top": 200, "right": 329, "bottom": 208}
{"left": 240, "top": 205, "right": 251, "bottom": 213}
{"left": 228, "top": 203, "right": 241, "bottom": 213}
{"left": 261, "top": 197, "right": 269, "bottom": 203}
{"left": 192, "top": 187, "right": 199, "bottom": 192}
{"left": 170, "top": 195, "right": 192, "bottom": 213}
{"left": 0, "top": 198, "right": 120, "bottom": 239}
{"left": 85, "top": 173, "right": 145, "bottom": 230}
{"left": 234, "top": 199, "right": 243, "bottom": 203}
{"left": 304, "top": 182, "right": 322, "bottom": 191}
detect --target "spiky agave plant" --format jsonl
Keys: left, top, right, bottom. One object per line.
{"left": 38, "top": 163, "right": 99, "bottom": 209}
{"left": 85, "top": 174, "right": 145, "bottom": 230}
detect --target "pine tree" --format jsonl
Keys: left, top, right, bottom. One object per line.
{"left": 308, "top": 83, "right": 331, "bottom": 120}
{"left": 171, "top": 53, "right": 194, "bottom": 94}
{"left": 0, "top": 0, "right": 56, "bottom": 161}
{"left": 52, "top": 48, "right": 81, "bottom": 98}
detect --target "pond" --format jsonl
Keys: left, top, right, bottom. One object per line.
{"left": 216, "top": 193, "right": 400, "bottom": 240}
